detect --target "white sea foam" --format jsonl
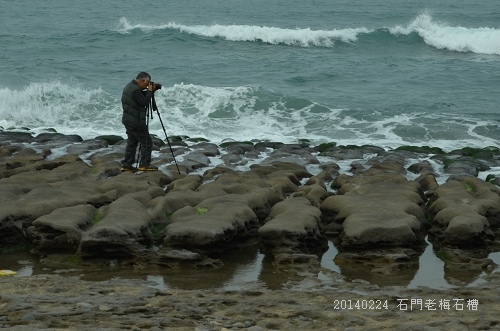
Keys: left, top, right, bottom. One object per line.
{"left": 151, "top": 84, "right": 499, "bottom": 151}
{"left": 390, "top": 13, "right": 500, "bottom": 55}
{"left": 152, "top": 83, "right": 327, "bottom": 142}
{"left": 116, "top": 16, "right": 500, "bottom": 55}
{"left": 1, "top": 81, "right": 496, "bottom": 152}
{"left": 116, "top": 17, "right": 370, "bottom": 47}
{"left": 0, "top": 82, "right": 119, "bottom": 139}
{"left": 168, "top": 23, "right": 369, "bottom": 47}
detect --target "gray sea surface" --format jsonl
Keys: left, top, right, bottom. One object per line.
{"left": 0, "top": 0, "right": 498, "bottom": 149}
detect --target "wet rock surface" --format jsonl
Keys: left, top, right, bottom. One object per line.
{"left": 1, "top": 132, "right": 500, "bottom": 265}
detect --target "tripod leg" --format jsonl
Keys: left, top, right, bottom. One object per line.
{"left": 156, "top": 111, "right": 181, "bottom": 174}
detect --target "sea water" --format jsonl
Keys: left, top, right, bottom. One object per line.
{"left": 0, "top": 0, "right": 498, "bottom": 151}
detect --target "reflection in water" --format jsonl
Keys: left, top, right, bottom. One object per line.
{"left": 490, "top": 252, "right": 500, "bottom": 265}
{"left": 332, "top": 249, "right": 420, "bottom": 287}
{"left": 256, "top": 254, "right": 303, "bottom": 290}
{"left": 138, "top": 244, "right": 267, "bottom": 290}
{"left": 320, "top": 241, "right": 340, "bottom": 274}
{"left": 146, "top": 275, "right": 164, "bottom": 289}
{"left": 153, "top": 245, "right": 268, "bottom": 290}
{"left": 14, "top": 264, "right": 34, "bottom": 277}
{"left": 323, "top": 237, "right": 498, "bottom": 289}
{"left": 443, "top": 265, "right": 483, "bottom": 285}
{"left": 407, "top": 238, "right": 447, "bottom": 288}
{"left": 222, "top": 252, "right": 264, "bottom": 290}
{"left": 2, "top": 239, "right": 499, "bottom": 290}
{"left": 441, "top": 248, "right": 494, "bottom": 286}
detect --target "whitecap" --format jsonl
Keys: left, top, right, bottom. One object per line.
{"left": 390, "top": 13, "right": 500, "bottom": 55}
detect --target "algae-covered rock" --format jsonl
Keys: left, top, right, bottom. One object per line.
{"left": 395, "top": 145, "right": 445, "bottom": 155}
{"left": 95, "top": 135, "right": 124, "bottom": 145}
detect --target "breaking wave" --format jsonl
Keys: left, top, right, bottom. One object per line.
{"left": 116, "top": 15, "right": 500, "bottom": 55}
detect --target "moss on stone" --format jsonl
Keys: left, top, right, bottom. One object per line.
{"left": 196, "top": 207, "right": 209, "bottom": 215}
{"left": 95, "top": 135, "right": 124, "bottom": 145}
{"left": 395, "top": 145, "right": 445, "bottom": 155}
{"left": 450, "top": 146, "right": 500, "bottom": 160}
{"left": 315, "top": 142, "right": 337, "bottom": 153}
{"left": 435, "top": 249, "right": 453, "bottom": 261}
{"left": 65, "top": 254, "right": 82, "bottom": 266}
{"left": 254, "top": 141, "right": 285, "bottom": 149}
{"left": 220, "top": 141, "right": 254, "bottom": 148}
{"left": 298, "top": 139, "right": 311, "bottom": 148}
{"left": 169, "top": 135, "right": 190, "bottom": 142}
{"left": 485, "top": 174, "right": 496, "bottom": 183}
{"left": 91, "top": 211, "right": 104, "bottom": 225}
{"left": 463, "top": 182, "right": 476, "bottom": 193}
{"left": 151, "top": 223, "right": 168, "bottom": 239}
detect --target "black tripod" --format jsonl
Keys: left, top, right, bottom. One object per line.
{"left": 144, "top": 95, "right": 181, "bottom": 174}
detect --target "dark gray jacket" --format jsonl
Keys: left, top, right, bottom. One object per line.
{"left": 121, "top": 80, "right": 153, "bottom": 130}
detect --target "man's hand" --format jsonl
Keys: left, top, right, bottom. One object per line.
{"left": 147, "top": 83, "right": 154, "bottom": 92}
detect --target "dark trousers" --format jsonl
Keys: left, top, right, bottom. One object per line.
{"left": 122, "top": 126, "right": 153, "bottom": 167}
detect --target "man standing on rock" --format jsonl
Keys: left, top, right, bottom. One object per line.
{"left": 120, "top": 71, "right": 159, "bottom": 172}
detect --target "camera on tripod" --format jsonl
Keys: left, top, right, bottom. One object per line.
{"left": 150, "top": 82, "right": 162, "bottom": 91}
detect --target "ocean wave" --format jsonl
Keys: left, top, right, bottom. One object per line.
{"left": 1, "top": 81, "right": 497, "bottom": 150}
{"left": 151, "top": 83, "right": 343, "bottom": 142}
{"left": 116, "top": 16, "right": 500, "bottom": 55}
{"left": 115, "top": 17, "right": 370, "bottom": 47}
{"left": 390, "top": 13, "right": 500, "bottom": 55}
{"left": 0, "top": 82, "right": 117, "bottom": 135}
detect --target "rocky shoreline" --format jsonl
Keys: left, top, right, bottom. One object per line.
{"left": 1, "top": 130, "right": 500, "bottom": 330}
{"left": 2, "top": 273, "right": 500, "bottom": 331}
